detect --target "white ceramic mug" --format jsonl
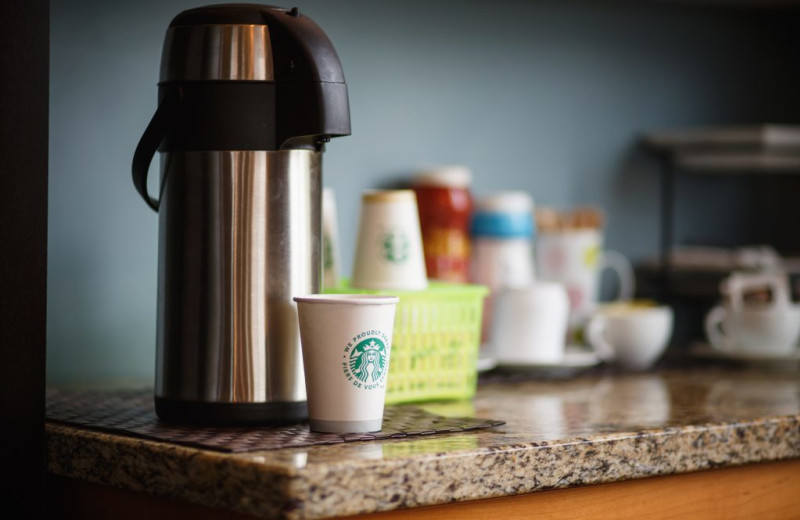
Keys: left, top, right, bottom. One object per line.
{"left": 491, "top": 281, "right": 570, "bottom": 365}
{"left": 706, "top": 270, "right": 800, "bottom": 358}
{"left": 704, "top": 305, "right": 800, "bottom": 358}
{"left": 535, "top": 229, "right": 634, "bottom": 327}
{"left": 585, "top": 304, "right": 673, "bottom": 370}
{"left": 721, "top": 271, "right": 792, "bottom": 311}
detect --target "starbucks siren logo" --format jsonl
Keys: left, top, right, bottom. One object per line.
{"left": 342, "top": 332, "right": 389, "bottom": 390}
{"left": 381, "top": 230, "right": 409, "bottom": 264}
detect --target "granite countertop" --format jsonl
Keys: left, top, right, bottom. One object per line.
{"left": 46, "top": 366, "right": 800, "bottom": 519}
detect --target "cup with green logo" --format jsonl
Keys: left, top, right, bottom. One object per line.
{"left": 294, "top": 294, "right": 399, "bottom": 433}
{"left": 351, "top": 190, "right": 428, "bottom": 291}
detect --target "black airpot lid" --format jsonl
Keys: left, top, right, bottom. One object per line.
{"left": 165, "top": 3, "right": 346, "bottom": 84}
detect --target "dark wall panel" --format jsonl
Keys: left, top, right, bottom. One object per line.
{"left": 0, "top": 1, "right": 49, "bottom": 518}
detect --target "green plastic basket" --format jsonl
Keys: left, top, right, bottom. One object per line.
{"left": 326, "top": 282, "right": 488, "bottom": 404}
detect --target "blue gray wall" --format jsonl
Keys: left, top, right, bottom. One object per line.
{"left": 48, "top": 0, "right": 799, "bottom": 384}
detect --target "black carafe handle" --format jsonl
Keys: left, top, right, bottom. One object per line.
{"left": 132, "top": 87, "right": 183, "bottom": 211}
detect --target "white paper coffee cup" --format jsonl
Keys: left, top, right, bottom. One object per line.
{"left": 294, "top": 294, "right": 399, "bottom": 433}
{"left": 351, "top": 190, "right": 428, "bottom": 291}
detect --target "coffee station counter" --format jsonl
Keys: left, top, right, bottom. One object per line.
{"left": 46, "top": 365, "right": 800, "bottom": 519}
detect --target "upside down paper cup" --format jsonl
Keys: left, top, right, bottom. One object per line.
{"left": 294, "top": 294, "right": 399, "bottom": 433}
{"left": 351, "top": 190, "right": 428, "bottom": 291}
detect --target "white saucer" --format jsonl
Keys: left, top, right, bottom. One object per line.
{"left": 494, "top": 346, "right": 601, "bottom": 370}
{"left": 690, "top": 342, "right": 800, "bottom": 362}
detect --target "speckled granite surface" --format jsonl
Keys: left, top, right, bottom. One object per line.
{"left": 46, "top": 367, "right": 800, "bottom": 519}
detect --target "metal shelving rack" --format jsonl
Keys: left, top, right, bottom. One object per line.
{"left": 640, "top": 125, "right": 800, "bottom": 301}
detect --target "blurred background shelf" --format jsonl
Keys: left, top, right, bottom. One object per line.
{"left": 639, "top": 125, "right": 800, "bottom": 346}
{"left": 640, "top": 125, "right": 800, "bottom": 288}
{"left": 643, "top": 125, "right": 800, "bottom": 174}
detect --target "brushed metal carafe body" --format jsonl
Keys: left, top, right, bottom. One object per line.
{"left": 133, "top": 5, "right": 350, "bottom": 424}
{"left": 155, "top": 150, "right": 320, "bottom": 412}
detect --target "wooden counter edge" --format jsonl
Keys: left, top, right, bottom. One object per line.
{"left": 46, "top": 458, "right": 800, "bottom": 520}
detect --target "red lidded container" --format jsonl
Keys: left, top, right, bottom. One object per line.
{"left": 411, "top": 166, "right": 473, "bottom": 283}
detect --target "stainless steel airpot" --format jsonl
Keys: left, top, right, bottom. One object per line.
{"left": 132, "top": 4, "right": 350, "bottom": 424}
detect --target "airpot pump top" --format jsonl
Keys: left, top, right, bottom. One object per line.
{"left": 157, "top": 4, "right": 351, "bottom": 153}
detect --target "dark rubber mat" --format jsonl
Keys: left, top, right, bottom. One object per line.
{"left": 46, "top": 389, "right": 504, "bottom": 453}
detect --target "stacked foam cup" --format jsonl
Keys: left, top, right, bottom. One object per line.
{"left": 351, "top": 190, "right": 428, "bottom": 291}
{"left": 469, "top": 192, "right": 535, "bottom": 348}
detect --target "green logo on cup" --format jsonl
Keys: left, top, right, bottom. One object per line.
{"left": 323, "top": 233, "right": 334, "bottom": 271}
{"left": 382, "top": 230, "right": 409, "bottom": 264}
{"left": 342, "top": 332, "right": 389, "bottom": 389}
